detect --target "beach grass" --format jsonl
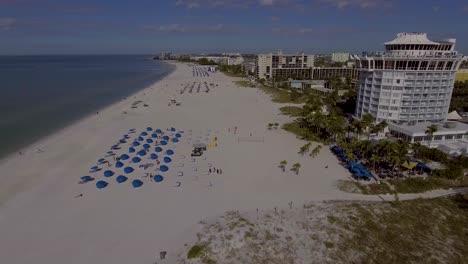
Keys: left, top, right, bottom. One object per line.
{"left": 339, "top": 176, "right": 464, "bottom": 195}
{"left": 259, "top": 86, "right": 306, "bottom": 104}
{"left": 456, "top": 72, "right": 468, "bottom": 82}
{"left": 279, "top": 106, "right": 303, "bottom": 117}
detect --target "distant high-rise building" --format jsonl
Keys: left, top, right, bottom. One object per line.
{"left": 353, "top": 32, "right": 466, "bottom": 123}
{"left": 256, "top": 51, "right": 314, "bottom": 80}
{"left": 331, "top": 52, "right": 350, "bottom": 63}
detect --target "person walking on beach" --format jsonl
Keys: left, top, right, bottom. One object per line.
{"left": 209, "top": 168, "right": 211, "bottom": 173}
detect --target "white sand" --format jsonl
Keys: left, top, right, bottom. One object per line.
{"left": 0, "top": 63, "right": 364, "bottom": 263}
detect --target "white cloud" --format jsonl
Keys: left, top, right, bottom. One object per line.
{"left": 0, "top": 17, "right": 16, "bottom": 30}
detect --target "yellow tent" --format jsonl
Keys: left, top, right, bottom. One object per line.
{"left": 402, "top": 161, "right": 418, "bottom": 170}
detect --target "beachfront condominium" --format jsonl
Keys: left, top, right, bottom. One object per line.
{"left": 353, "top": 32, "right": 466, "bottom": 123}
{"left": 256, "top": 51, "right": 314, "bottom": 80}
{"left": 331, "top": 52, "right": 350, "bottom": 63}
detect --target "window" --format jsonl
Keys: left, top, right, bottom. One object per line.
{"left": 375, "top": 60, "right": 383, "bottom": 69}
{"left": 436, "top": 61, "right": 445, "bottom": 70}
{"left": 428, "top": 61, "right": 437, "bottom": 70}
{"left": 396, "top": 61, "right": 407, "bottom": 70}
{"left": 396, "top": 79, "right": 401, "bottom": 84}
{"left": 420, "top": 61, "right": 428, "bottom": 70}
{"left": 456, "top": 134, "right": 463, "bottom": 139}
{"left": 385, "top": 61, "right": 395, "bottom": 70}
{"left": 445, "top": 61, "right": 454, "bottom": 70}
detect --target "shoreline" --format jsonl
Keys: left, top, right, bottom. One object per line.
{"left": 0, "top": 61, "right": 176, "bottom": 164}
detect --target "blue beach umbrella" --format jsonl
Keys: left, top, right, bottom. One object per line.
{"left": 120, "top": 154, "right": 130, "bottom": 160}
{"left": 98, "top": 158, "right": 107, "bottom": 164}
{"left": 150, "top": 153, "right": 158, "bottom": 160}
{"left": 163, "top": 157, "right": 172, "bottom": 163}
{"left": 151, "top": 134, "right": 157, "bottom": 138}
{"left": 141, "top": 132, "right": 148, "bottom": 136}
{"left": 124, "top": 167, "right": 134, "bottom": 174}
{"left": 175, "top": 133, "right": 182, "bottom": 138}
{"left": 104, "top": 170, "right": 114, "bottom": 177}
{"left": 166, "top": 149, "right": 174, "bottom": 155}
{"left": 90, "top": 166, "right": 99, "bottom": 170}
{"left": 132, "top": 157, "right": 141, "bottom": 163}
{"left": 155, "top": 147, "right": 163, "bottom": 152}
{"left": 156, "top": 129, "right": 163, "bottom": 134}
{"left": 163, "top": 136, "right": 170, "bottom": 141}
{"left": 160, "top": 141, "right": 167, "bottom": 146}
{"left": 146, "top": 139, "right": 153, "bottom": 143}
{"left": 172, "top": 138, "right": 179, "bottom": 143}
{"left": 137, "top": 150, "right": 147, "bottom": 156}
{"left": 143, "top": 144, "right": 150, "bottom": 149}
{"left": 132, "top": 141, "right": 140, "bottom": 147}
{"left": 96, "top": 181, "right": 108, "bottom": 189}
{"left": 170, "top": 127, "right": 176, "bottom": 132}
{"left": 146, "top": 127, "right": 153, "bottom": 131}
{"left": 154, "top": 175, "right": 164, "bottom": 182}
{"left": 160, "top": 165, "right": 169, "bottom": 172}
{"left": 138, "top": 136, "right": 144, "bottom": 142}
{"left": 132, "top": 179, "right": 144, "bottom": 188}
{"left": 115, "top": 161, "right": 124, "bottom": 168}
{"left": 129, "top": 147, "right": 136, "bottom": 153}
{"left": 116, "top": 175, "right": 128, "bottom": 183}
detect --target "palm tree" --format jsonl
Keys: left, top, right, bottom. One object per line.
{"left": 279, "top": 160, "right": 287, "bottom": 172}
{"left": 310, "top": 144, "right": 322, "bottom": 157}
{"left": 361, "top": 113, "right": 375, "bottom": 139}
{"left": 292, "top": 163, "right": 301, "bottom": 175}
{"left": 425, "top": 124, "right": 438, "bottom": 147}
{"left": 299, "top": 142, "right": 312, "bottom": 155}
{"left": 369, "top": 154, "right": 379, "bottom": 171}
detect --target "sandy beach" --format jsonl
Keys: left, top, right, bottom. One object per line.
{"left": 0, "top": 62, "right": 376, "bottom": 263}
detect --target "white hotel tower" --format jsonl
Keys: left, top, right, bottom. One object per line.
{"left": 353, "top": 32, "right": 466, "bottom": 123}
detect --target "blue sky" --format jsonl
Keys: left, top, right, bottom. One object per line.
{"left": 1, "top": 0, "right": 467, "bottom": 55}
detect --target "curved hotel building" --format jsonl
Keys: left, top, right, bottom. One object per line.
{"left": 353, "top": 32, "right": 466, "bottom": 123}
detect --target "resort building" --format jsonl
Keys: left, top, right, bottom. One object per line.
{"left": 353, "top": 32, "right": 466, "bottom": 123}
{"left": 256, "top": 51, "right": 314, "bottom": 80}
{"left": 331, "top": 52, "right": 350, "bottom": 63}
{"left": 312, "top": 67, "right": 359, "bottom": 81}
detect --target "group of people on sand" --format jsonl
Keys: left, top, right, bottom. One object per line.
{"left": 209, "top": 167, "right": 222, "bottom": 174}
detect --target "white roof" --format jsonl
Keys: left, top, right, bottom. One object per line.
{"left": 385, "top": 33, "right": 439, "bottom": 45}
{"left": 447, "top": 110, "right": 462, "bottom": 120}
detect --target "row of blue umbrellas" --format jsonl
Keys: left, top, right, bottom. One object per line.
{"left": 95, "top": 174, "right": 165, "bottom": 189}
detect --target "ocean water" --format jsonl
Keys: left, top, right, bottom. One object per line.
{"left": 0, "top": 55, "right": 174, "bottom": 159}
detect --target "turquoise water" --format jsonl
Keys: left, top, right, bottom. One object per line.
{"left": 0, "top": 55, "right": 174, "bottom": 159}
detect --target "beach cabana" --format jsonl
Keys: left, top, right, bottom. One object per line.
{"left": 120, "top": 154, "right": 130, "bottom": 161}
{"left": 124, "top": 167, "right": 134, "bottom": 174}
{"left": 124, "top": 134, "right": 130, "bottom": 139}
{"left": 115, "top": 161, "right": 124, "bottom": 168}
{"left": 132, "top": 142, "right": 140, "bottom": 147}
{"left": 116, "top": 175, "right": 128, "bottom": 183}
{"left": 90, "top": 166, "right": 100, "bottom": 172}
{"left": 129, "top": 147, "right": 136, "bottom": 153}
{"left": 119, "top": 139, "right": 127, "bottom": 143}
{"left": 160, "top": 165, "right": 169, "bottom": 172}
{"left": 111, "top": 145, "right": 121, "bottom": 150}
{"left": 132, "top": 179, "right": 143, "bottom": 188}
{"left": 96, "top": 180, "right": 108, "bottom": 189}
{"left": 107, "top": 151, "right": 114, "bottom": 155}
{"left": 132, "top": 157, "right": 141, "bottom": 163}
{"left": 163, "top": 157, "right": 172, "bottom": 163}
{"left": 172, "top": 138, "right": 179, "bottom": 143}
{"left": 104, "top": 170, "right": 114, "bottom": 177}
{"left": 154, "top": 175, "right": 164, "bottom": 182}
{"left": 98, "top": 158, "right": 107, "bottom": 164}
{"left": 150, "top": 153, "right": 158, "bottom": 160}
{"left": 160, "top": 141, "right": 167, "bottom": 146}
{"left": 129, "top": 128, "right": 136, "bottom": 132}
{"left": 155, "top": 147, "right": 163, "bottom": 153}
{"left": 166, "top": 149, "right": 174, "bottom": 155}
